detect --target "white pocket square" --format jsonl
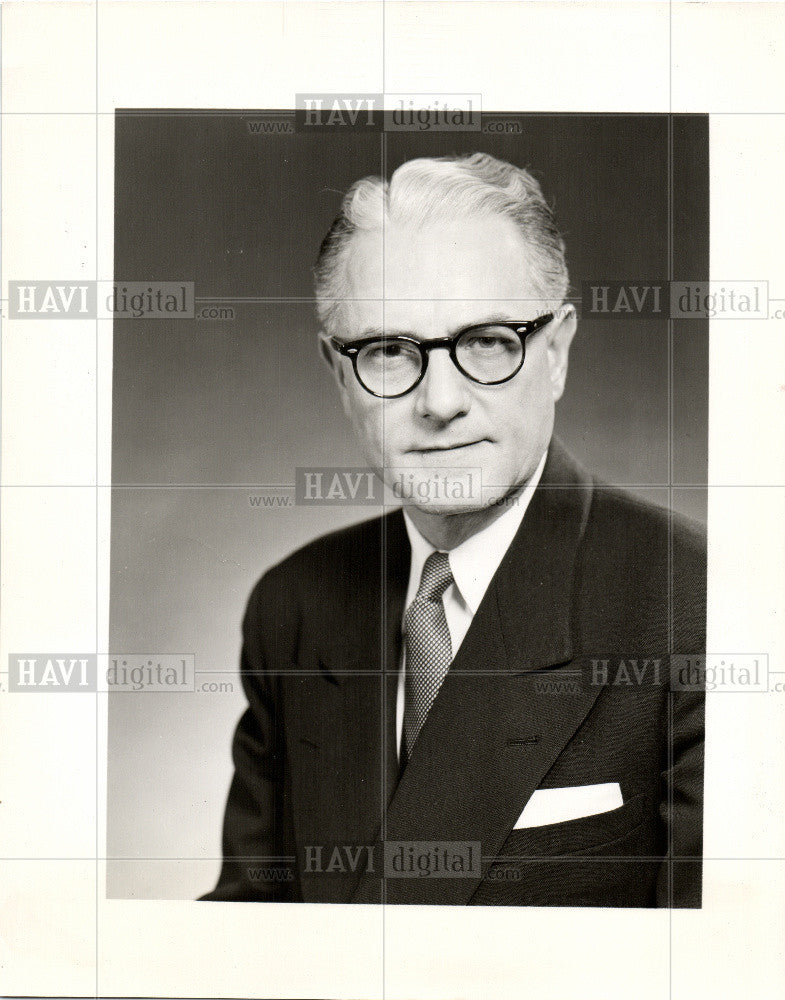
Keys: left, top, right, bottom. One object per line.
{"left": 513, "top": 782, "right": 624, "bottom": 830}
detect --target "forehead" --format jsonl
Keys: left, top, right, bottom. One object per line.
{"left": 342, "top": 213, "right": 541, "bottom": 335}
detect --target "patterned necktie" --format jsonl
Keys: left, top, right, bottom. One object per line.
{"left": 402, "top": 551, "right": 454, "bottom": 764}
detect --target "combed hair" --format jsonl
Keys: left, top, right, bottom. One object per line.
{"left": 313, "top": 152, "right": 569, "bottom": 336}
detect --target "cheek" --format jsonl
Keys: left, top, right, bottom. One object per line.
{"left": 494, "top": 376, "right": 554, "bottom": 452}
{"left": 344, "top": 393, "right": 390, "bottom": 457}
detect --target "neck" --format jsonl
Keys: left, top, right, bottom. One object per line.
{"left": 405, "top": 484, "right": 525, "bottom": 550}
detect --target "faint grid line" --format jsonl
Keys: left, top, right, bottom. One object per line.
{"left": 381, "top": 15, "right": 388, "bottom": 996}
{"left": 668, "top": 10, "right": 674, "bottom": 996}
{"left": 95, "top": 1, "right": 100, "bottom": 995}
{"left": 5, "top": 855, "right": 781, "bottom": 862}
{"left": 2, "top": 109, "right": 785, "bottom": 115}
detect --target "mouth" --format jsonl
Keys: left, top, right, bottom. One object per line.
{"left": 409, "top": 439, "right": 489, "bottom": 454}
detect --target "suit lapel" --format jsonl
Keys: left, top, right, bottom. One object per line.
{"left": 292, "top": 511, "right": 409, "bottom": 902}
{"left": 352, "top": 441, "right": 603, "bottom": 905}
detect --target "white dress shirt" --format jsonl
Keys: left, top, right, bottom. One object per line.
{"left": 396, "top": 450, "right": 548, "bottom": 760}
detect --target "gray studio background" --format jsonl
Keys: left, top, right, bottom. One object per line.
{"left": 108, "top": 113, "right": 708, "bottom": 899}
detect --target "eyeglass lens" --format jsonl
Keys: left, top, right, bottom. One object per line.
{"left": 355, "top": 325, "right": 524, "bottom": 396}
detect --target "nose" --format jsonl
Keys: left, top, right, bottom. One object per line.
{"left": 413, "top": 346, "right": 471, "bottom": 424}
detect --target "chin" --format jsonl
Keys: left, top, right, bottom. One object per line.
{"left": 400, "top": 498, "right": 492, "bottom": 517}
{"left": 385, "top": 464, "right": 485, "bottom": 511}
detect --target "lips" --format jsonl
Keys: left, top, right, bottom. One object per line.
{"left": 409, "top": 439, "right": 488, "bottom": 453}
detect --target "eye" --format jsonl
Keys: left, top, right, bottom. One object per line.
{"left": 365, "top": 341, "right": 405, "bottom": 359}
{"left": 461, "top": 327, "right": 519, "bottom": 352}
{"left": 360, "top": 340, "right": 420, "bottom": 367}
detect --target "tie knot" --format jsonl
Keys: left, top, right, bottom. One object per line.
{"left": 415, "top": 551, "right": 453, "bottom": 603}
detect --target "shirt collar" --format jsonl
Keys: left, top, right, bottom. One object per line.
{"left": 403, "top": 449, "right": 548, "bottom": 615}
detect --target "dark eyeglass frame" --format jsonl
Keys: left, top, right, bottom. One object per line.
{"left": 329, "top": 313, "right": 554, "bottom": 398}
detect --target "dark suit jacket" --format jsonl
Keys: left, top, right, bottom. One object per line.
{"left": 202, "top": 440, "right": 706, "bottom": 907}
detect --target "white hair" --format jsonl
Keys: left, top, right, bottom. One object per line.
{"left": 313, "top": 152, "right": 569, "bottom": 336}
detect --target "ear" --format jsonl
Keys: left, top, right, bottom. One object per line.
{"left": 545, "top": 305, "right": 577, "bottom": 402}
{"left": 318, "top": 331, "right": 348, "bottom": 390}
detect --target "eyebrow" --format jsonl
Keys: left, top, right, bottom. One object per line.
{"left": 356, "top": 314, "right": 516, "bottom": 340}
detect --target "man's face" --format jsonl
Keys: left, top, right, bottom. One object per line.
{"left": 328, "top": 212, "right": 575, "bottom": 514}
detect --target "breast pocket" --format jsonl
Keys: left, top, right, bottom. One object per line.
{"left": 498, "top": 790, "right": 654, "bottom": 859}
{"left": 471, "top": 793, "right": 661, "bottom": 908}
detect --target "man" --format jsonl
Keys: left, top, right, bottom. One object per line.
{"left": 203, "top": 152, "right": 705, "bottom": 907}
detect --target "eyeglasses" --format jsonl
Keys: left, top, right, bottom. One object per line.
{"left": 329, "top": 314, "right": 554, "bottom": 398}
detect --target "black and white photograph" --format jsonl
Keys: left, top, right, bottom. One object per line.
{"left": 108, "top": 112, "right": 708, "bottom": 909}
{"left": 1, "top": 3, "right": 784, "bottom": 999}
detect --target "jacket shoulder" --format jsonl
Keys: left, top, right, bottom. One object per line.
{"left": 579, "top": 484, "right": 707, "bottom": 652}
{"left": 586, "top": 483, "right": 706, "bottom": 560}
{"left": 244, "top": 511, "right": 395, "bottom": 620}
